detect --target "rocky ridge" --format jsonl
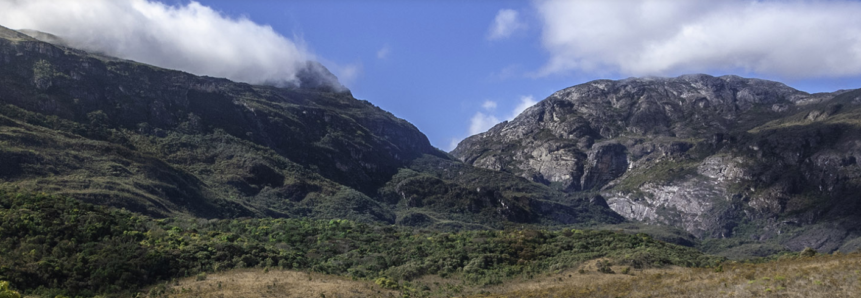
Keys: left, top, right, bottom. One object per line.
{"left": 453, "top": 75, "right": 861, "bottom": 254}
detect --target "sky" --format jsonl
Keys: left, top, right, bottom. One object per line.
{"left": 1, "top": 0, "right": 861, "bottom": 151}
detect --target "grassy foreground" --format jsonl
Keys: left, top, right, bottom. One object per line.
{"left": 472, "top": 252, "right": 861, "bottom": 298}
{"left": 140, "top": 252, "right": 861, "bottom": 298}
{"left": 144, "top": 270, "right": 399, "bottom": 298}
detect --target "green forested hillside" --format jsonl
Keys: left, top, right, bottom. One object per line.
{"left": 0, "top": 191, "right": 720, "bottom": 297}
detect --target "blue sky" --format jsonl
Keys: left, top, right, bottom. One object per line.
{"left": 2, "top": 0, "right": 861, "bottom": 151}
{"left": 192, "top": 0, "right": 582, "bottom": 150}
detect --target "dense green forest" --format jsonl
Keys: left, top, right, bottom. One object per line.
{"left": 0, "top": 191, "right": 721, "bottom": 297}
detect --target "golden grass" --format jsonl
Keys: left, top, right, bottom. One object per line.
{"left": 471, "top": 253, "right": 861, "bottom": 298}
{"left": 139, "top": 253, "right": 861, "bottom": 298}
{"left": 141, "top": 269, "right": 399, "bottom": 298}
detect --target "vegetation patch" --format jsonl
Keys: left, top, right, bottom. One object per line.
{"left": 615, "top": 159, "right": 701, "bottom": 193}
{"left": 0, "top": 191, "right": 720, "bottom": 297}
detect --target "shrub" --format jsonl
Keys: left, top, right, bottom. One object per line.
{"left": 0, "top": 281, "right": 22, "bottom": 298}
{"left": 800, "top": 247, "right": 817, "bottom": 257}
{"left": 597, "top": 260, "right": 615, "bottom": 274}
{"left": 374, "top": 277, "right": 399, "bottom": 290}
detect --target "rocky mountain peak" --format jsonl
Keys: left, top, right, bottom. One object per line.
{"left": 460, "top": 74, "right": 814, "bottom": 147}
{"left": 294, "top": 60, "right": 348, "bottom": 93}
{"left": 452, "top": 73, "right": 861, "bottom": 252}
{"left": 452, "top": 74, "right": 850, "bottom": 189}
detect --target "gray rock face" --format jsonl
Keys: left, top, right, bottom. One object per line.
{"left": 452, "top": 74, "right": 810, "bottom": 193}
{"left": 697, "top": 155, "right": 754, "bottom": 183}
{"left": 453, "top": 74, "right": 861, "bottom": 252}
{"left": 606, "top": 177, "right": 730, "bottom": 238}
{"left": 581, "top": 142, "right": 628, "bottom": 190}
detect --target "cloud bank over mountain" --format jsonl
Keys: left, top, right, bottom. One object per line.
{"left": 0, "top": 0, "right": 341, "bottom": 88}
{"left": 536, "top": 0, "right": 861, "bottom": 79}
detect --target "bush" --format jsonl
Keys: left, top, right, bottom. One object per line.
{"left": 374, "top": 277, "right": 399, "bottom": 290}
{"left": 0, "top": 281, "right": 21, "bottom": 298}
{"left": 597, "top": 260, "right": 615, "bottom": 274}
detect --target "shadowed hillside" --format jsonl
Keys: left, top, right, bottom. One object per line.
{"left": 0, "top": 25, "right": 619, "bottom": 228}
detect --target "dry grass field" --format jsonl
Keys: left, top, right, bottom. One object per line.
{"left": 141, "top": 252, "right": 861, "bottom": 298}
{"left": 472, "top": 252, "right": 861, "bottom": 298}
{"left": 141, "top": 270, "right": 399, "bottom": 298}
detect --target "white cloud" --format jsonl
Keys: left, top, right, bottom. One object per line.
{"left": 325, "top": 61, "right": 362, "bottom": 87}
{"left": 447, "top": 137, "right": 462, "bottom": 152}
{"left": 469, "top": 112, "right": 500, "bottom": 135}
{"left": 466, "top": 95, "right": 536, "bottom": 136}
{"left": 376, "top": 44, "right": 390, "bottom": 59}
{"left": 487, "top": 9, "right": 525, "bottom": 40}
{"left": 450, "top": 95, "right": 539, "bottom": 152}
{"left": 508, "top": 95, "right": 537, "bottom": 120}
{"left": 339, "top": 64, "right": 362, "bottom": 83}
{"left": 482, "top": 100, "right": 498, "bottom": 110}
{"left": 535, "top": 0, "right": 861, "bottom": 78}
{"left": 0, "top": 0, "right": 340, "bottom": 88}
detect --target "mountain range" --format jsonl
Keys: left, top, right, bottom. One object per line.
{"left": 2, "top": 24, "right": 861, "bottom": 256}
{"left": 0, "top": 25, "right": 618, "bottom": 232}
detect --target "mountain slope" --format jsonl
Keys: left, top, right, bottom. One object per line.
{"left": 453, "top": 74, "right": 861, "bottom": 254}
{"left": 0, "top": 25, "right": 433, "bottom": 219}
{"left": 0, "top": 25, "right": 617, "bottom": 228}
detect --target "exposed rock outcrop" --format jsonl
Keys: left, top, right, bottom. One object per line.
{"left": 453, "top": 74, "right": 861, "bottom": 252}
{"left": 581, "top": 142, "right": 628, "bottom": 190}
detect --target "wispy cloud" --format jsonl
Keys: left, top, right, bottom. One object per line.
{"left": 329, "top": 61, "right": 362, "bottom": 87}
{"left": 508, "top": 95, "right": 537, "bottom": 120}
{"left": 487, "top": 9, "right": 525, "bottom": 40}
{"left": 469, "top": 112, "right": 500, "bottom": 135}
{"left": 447, "top": 138, "right": 462, "bottom": 152}
{"left": 469, "top": 96, "right": 537, "bottom": 136}
{"left": 535, "top": 0, "right": 861, "bottom": 78}
{"left": 0, "top": 0, "right": 341, "bottom": 88}
{"left": 482, "top": 100, "right": 498, "bottom": 110}
{"left": 449, "top": 95, "right": 538, "bottom": 151}
{"left": 376, "top": 44, "right": 391, "bottom": 59}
